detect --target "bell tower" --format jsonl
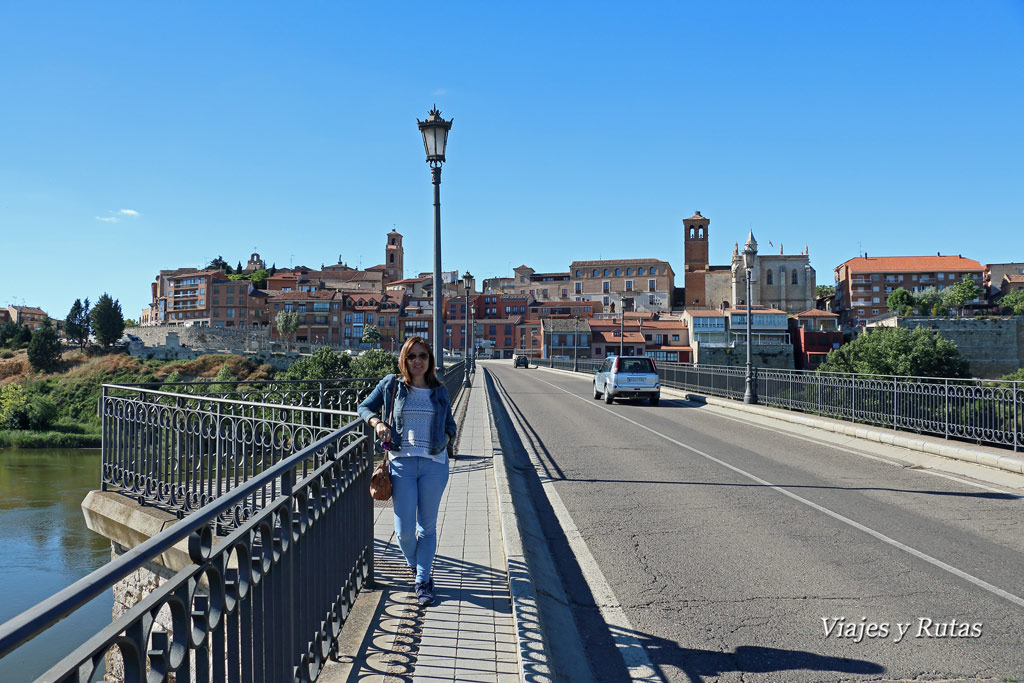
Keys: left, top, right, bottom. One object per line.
{"left": 385, "top": 229, "right": 404, "bottom": 283}
{"left": 683, "top": 211, "right": 710, "bottom": 307}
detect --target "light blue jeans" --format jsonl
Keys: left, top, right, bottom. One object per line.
{"left": 389, "top": 455, "right": 449, "bottom": 583}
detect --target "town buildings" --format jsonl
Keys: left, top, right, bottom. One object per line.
{"left": 833, "top": 255, "right": 984, "bottom": 327}
{"left": 6, "top": 305, "right": 49, "bottom": 330}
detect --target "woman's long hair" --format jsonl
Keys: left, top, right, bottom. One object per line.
{"left": 398, "top": 336, "right": 441, "bottom": 387}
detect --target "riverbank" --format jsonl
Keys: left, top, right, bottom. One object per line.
{"left": 0, "top": 429, "right": 101, "bottom": 448}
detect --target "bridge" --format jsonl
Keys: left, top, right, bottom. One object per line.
{"left": 1, "top": 359, "right": 1023, "bottom": 681}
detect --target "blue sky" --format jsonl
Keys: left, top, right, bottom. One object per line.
{"left": 2, "top": 1, "right": 1022, "bottom": 320}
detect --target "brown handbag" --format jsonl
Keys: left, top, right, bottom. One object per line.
{"left": 369, "top": 377, "right": 398, "bottom": 501}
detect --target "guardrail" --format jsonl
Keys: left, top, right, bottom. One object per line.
{"left": 0, "top": 417, "right": 375, "bottom": 682}
{"left": 532, "top": 358, "right": 1024, "bottom": 450}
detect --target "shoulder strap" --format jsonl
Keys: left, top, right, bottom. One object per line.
{"left": 387, "top": 375, "right": 398, "bottom": 425}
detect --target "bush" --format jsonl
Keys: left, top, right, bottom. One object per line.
{"left": 350, "top": 349, "right": 399, "bottom": 379}
{"left": 25, "top": 395, "right": 58, "bottom": 431}
{"left": 0, "top": 429, "right": 101, "bottom": 448}
{"left": 0, "top": 383, "right": 30, "bottom": 429}
{"left": 0, "top": 350, "right": 13, "bottom": 359}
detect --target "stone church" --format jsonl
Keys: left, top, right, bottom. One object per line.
{"left": 682, "top": 211, "right": 816, "bottom": 313}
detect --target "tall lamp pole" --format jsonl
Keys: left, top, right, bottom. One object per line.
{"left": 743, "top": 231, "right": 759, "bottom": 404}
{"left": 573, "top": 316, "right": 580, "bottom": 372}
{"left": 417, "top": 105, "right": 453, "bottom": 370}
{"left": 463, "top": 272, "right": 472, "bottom": 387}
{"left": 619, "top": 312, "right": 624, "bottom": 357}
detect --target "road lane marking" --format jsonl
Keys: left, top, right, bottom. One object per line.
{"left": 491, "top": 373, "right": 661, "bottom": 682}
{"left": 529, "top": 374, "right": 1024, "bottom": 611}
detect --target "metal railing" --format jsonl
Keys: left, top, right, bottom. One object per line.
{"left": 533, "top": 358, "right": 1023, "bottom": 450}
{"left": 0, "top": 417, "right": 375, "bottom": 682}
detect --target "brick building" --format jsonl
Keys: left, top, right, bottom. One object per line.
{"left": 6, "top": 305, "right": 48, "bottom": 330}
{"left": 789, "top": 309, "right": 842, "bottom": 370}
{"left": 833, "top": 255, "right": 984, "bottom": 327}
{"left": 569, "top": 259, "right": 675, "bottom": 313}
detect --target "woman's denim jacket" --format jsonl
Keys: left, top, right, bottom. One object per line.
{"left": 358, "top": 374, "right": 457, "bottom": 456}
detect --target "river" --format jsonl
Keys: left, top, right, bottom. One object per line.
{"left": 0, "top": 448, "right": 110, "bottom": 682}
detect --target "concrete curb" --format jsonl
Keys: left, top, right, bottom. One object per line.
{"left": 530, "top": 363, "right": 1024, "bottom": 478}
{"left": 482, "top": 370, "right": 555, "bottom": 682}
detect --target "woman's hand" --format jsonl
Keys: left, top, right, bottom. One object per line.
{"left": 373, "top": 420, "right": 392, "bottom": 443}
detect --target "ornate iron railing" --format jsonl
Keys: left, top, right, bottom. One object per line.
{"left": 0, "top": 418, "right": 374, "bottom": 682}
{"left": 533, "top": 358, "right": 1024, "bottom": 450}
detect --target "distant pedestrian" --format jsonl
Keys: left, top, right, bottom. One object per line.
{"left": 358, "top": 336, "right": 457, "bottom": 606}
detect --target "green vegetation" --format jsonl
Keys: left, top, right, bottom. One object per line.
{"left": 27, "top": 321, "right": 62, "bottom": 372}
{"left": 0, "top": 321, "right": 32, "bottom": 349}
{"left": 361, "top": 324, "right": 380, "bottom": 347}
{"left": 228, "top": 268, "right": 269, "bottom": 287}
{"left": 275, "top": 310, "right": 301, "bottom": 347}
{"left": 998, "top": 289, "right": 1024, "bottom": 315}
{"left": 90, "top": 293, "right": 125, "bottom": 347}
{"left": 815, "top": 284, "right": 835, "bottom": 299}
{"left": 819, "top": 326, "right": 970, "bottom": 378}
{"left": 65, "top": 298, "right": 91, "bottom": 349}
{"left": 885, "top": 288, "right": 914, "bottom": 316}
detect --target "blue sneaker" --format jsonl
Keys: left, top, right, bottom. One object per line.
{"left": 415, "top": 579, "right": 435, "bottom": 606}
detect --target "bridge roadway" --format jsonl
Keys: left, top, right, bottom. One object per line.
{"left": 485, "top": 361, "right": 1024, "bottom": 681}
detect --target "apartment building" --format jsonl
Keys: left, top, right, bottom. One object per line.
{"left": 541, "top": 318, "right": 593, "bottom": 360}
{"left": 569, "top": 258, "right": 675, "bottom": 313}
{"left": 526, "top": 301, "right": 601, "bottom": 320}
{"left": 7, "top": 305, "right": 49, "bottom": 330}
{"left": 156, "top": 270, "right": 229, "bottom": 326}
{"left": 789, "top": 309, "right": 842, "bottom": 370}
{"left": 833, "top": 255, "right": 984, "bottom": 326}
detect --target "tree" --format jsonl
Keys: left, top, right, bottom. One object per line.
{"left": 816, "top": 284, "right": 836, "bottom": 299}
{"left": 236, "top": 261, "right": 243, "bottom": 273}
{"left": 274, "top": 310, "right": 301, "bottom": 348}
{"left": 124, "top": 318, "right": 138, "bottom": 328}
{"left": 207, "top": 256, "right": 230, "bottom": 272}
{"left": 350, "top": 348, "right": 399, "bottom": 379}
{"left": 269, "top": 263, "right": 277, "bottom": 275}
{"left": 27, "top": 320, "right": 63, "bottom": 372}
{"left": 944, "top": 278, "right": 983, "bottom": 316}
{"left": 10, "top": 324, "right": 31, "bottom": 349}
{"left": 362, "top": 325, "right": 380, "bottom": 347}
{"left": 249, "top": 269, "right": 269, "bottom": 288}
{"left": 283, "top": 346, "right": 351, "bottom": 380}
{"left": 65, "top": 298, "right": 91, "bottom": 349}
{"left": 915, "top": 287, "right": 944, "bottom": 316}
{"left": 998, "top": 289, "right": 1024, "bottom": 315}
{"left": 886, "top": 288, "right": 914, "bottom": 316}
{"left": 90, "top": 293, "right": 125, "bottom": 347}
{"left": 0, "top": 321, "right": 19, "bottom": 348}
{"left": 818, "top": 326, "right": 970, "bottom": 378}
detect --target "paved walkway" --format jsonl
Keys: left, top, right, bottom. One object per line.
{"left": 322, "top": 371, "right": 521, "bottom": 682}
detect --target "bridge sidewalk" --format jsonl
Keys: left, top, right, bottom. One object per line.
{"left": 321, "top": 371, "right": 520, "bottom": 682}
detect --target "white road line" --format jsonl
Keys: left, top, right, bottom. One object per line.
{"left": 531, "top": 374, "right": 1024, "bottom": 611}
{"left": 657, "top": 392, "right": 1023, "bottom": 497}
{"left": 496, "top": 378, "right": 661, "bottom": 682}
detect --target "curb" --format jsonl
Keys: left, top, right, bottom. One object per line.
{"left": 530, "top": 363, "right": 1024, "bottom": 478}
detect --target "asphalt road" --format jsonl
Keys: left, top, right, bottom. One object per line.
{"left": 485, "top": 361, "right": 1024, "bottom": 682}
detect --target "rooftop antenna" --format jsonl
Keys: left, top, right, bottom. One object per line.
{"left": 858, "top": 241, "right": 863, "bottom": 257}
{"left": 290, "top": 254, "right": 295, "bottom": 268}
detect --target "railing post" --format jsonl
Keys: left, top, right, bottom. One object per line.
{"left": 1014, "top": 384, "right": 1020, "bottom": 452}
{"left": 944, "top": 379, "right": 950, "bottom": 440}
{"left": 100, "top": 385, "right": 108, "bottom": 491}
{"left": 893, "top": 378, "right": 898, "bottom": 429}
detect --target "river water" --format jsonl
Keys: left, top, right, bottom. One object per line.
{"left": 0, "top": 448, "right": 110, "bottom": 682}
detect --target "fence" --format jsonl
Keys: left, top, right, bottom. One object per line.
{"left": 0, "top": 417, "right": 375, "bottom": 682}
{"left": 533, "top": 358, "right": 1024, "bottom": 450}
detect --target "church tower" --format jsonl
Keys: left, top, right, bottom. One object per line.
{"left": 683, "top": 211, "right": 711, "bottom": 307}
{"left": 385, "top": 229, "right": 404, "bottom": 283}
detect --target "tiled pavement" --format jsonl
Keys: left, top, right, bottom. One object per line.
{"left": 321, "top": 371, "right": 521, "bottom": 682}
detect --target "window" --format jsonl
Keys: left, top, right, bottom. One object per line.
{"left": 672, "top": 334, "right": 680, "bottom": 341}
{"left": 625, "top": 280, "right": 633, "bottom": 291}
{"left": 615, "top": 268, "right": 621, "bottom": 276}
{"left": 575, "top": 282, "right": 582, "bottom": 293}
{"left": 872, "top": 309, "right": 879, "bottom": 315}
{"left": 766, "top": 269, "right": 773, "bottom": 285}
{"left": 872, "top": 297, "right": 880, "bottom": 303}
{"left": 344, "top": 313, "right": 352, "bottom": 324}
{"left": 858, "top": 309, "right": 865, "bottom": 315}
{"left": 872, "top": 286, "right": 879, "bottom": 292}
{"left": 792, "top": 270, "right": 798, "bottom": 285}
{"left": 872, "top": 274, "right": 880, "bottom": 281}
{"left": 575, "top": 270, "right": 581, "bottom": 277}
{"left": 226, "top": 308, "right": 235, "bottom": 318}
{"left": 603, "top": 281, "right": 610, "bottom": 293}
{"left": 638, "top": 267, "right": 645, "bottom": 276}
{"left": 561, "top": 288, "right": 568, "bottom": 297}
{"left": 603, "top": 269, "right": 610, "bottom": 277}
{"left": 603, "top": 296, "right": 609, "bottom": 305}
{"left": 938, "top": 273, "right": 945, "bottom": 280}
{"left": 648, "top": 279, "right": 656, "bottom": 292}
{"left": 584, "top": 306, "right": 591, "bottom": 313}
{"left": 649, "top": 295, "right": 656, "bottom": 305}
{"left": 592, "top": 269, "right": 598, "bottom": 277}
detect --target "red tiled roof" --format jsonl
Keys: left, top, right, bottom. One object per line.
{"left": 265, "top": 290, "right": 337, "bottom": 301}
{"left": 839, "top": 255, "right": 982, "bottom": 274}
{"left": 684, "top": 211, "right": 707, "bottom": 221}
{"left": 1004, "top": 274, "right": 1024, "bottom": 283}
{"left": 596, "top": 331, "right": 645, "bottom": 343}
{"left": 792, "top": 308, "right": 839, "bottom": 318}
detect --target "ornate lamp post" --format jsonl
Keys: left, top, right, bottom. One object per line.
{"left": 463, "top": 271, "right": 472, "bottom": 387}
{"left": 417, "top": 105, "right": 453, "bottom": 369}
{"left": 573, "top": 316, "right": 580, "bottom": 372}
{"left": 743, "top": 231, "right": 759, "bottom": 404}
{"left": 470, "top": 303, "right": 476, "bottom": 372}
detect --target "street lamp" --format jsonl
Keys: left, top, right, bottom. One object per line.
{"left": 463, "top": 271, "right": 472, "bottom": 387}
{"left": 469, "top": 303, "right": 476, "bottom": 372}
{"left": 619, "top": 312, "right": 624, "bottom": 357}
{"left": 573, "top": 316, "right": 580, "bottom": 373}
{"left": 742, "top": 231, "right": 759, "bottom": 404}
{"left": 417, "top": 105, "right": 453, "bottom": 369}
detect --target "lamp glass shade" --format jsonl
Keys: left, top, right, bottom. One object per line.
{"left": 417, "top": 108, "right": 453, "bottom": 163}
{"left": 743, "top": 247, "right": 756, "bottom": 269}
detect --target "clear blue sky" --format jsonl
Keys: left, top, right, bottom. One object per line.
{"left": 2, "top": 1, "right": 1022, "bottom": 320}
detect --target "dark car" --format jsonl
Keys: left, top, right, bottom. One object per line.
{"left": 593, "top": 356, "right": 660, "bottom": 404}
{"left": 514, "top": 355, "right": 529, "bottom": 368}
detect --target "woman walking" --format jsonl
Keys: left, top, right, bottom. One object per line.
{"left": 358, "top": 336, "right": 457, "bottom": 606}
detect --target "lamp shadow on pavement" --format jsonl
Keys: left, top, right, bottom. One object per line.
{"left": 605, "top": 624, "right": 885, "bottom": 683}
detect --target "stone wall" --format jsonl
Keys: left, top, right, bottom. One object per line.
{"left": 695, "top": 343, "right": 795, "bottom": 370}
{"left": 131, "top": 324, "right": 270, "bottom": 352}
{"left": 892, "top": 316, "right": 1024, "bottom": 379}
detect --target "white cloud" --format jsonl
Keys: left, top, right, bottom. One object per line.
{"left": 432, "top": 89, "right": 448, "bottom": 96}
{"left": 95, "top": 208, "right": 141, "bottom": 223}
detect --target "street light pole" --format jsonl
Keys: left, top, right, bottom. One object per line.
{"left": 463, "top": 272, "right": 472, "bottom": 387}
{"left": 417, "top": 106, "right": 453, "bottom": 370}
{"left": 619, "top": 312, "right": 624, "bottom": 357}
{"left": 743, "top": 231, "right": 759, "bottom": 404}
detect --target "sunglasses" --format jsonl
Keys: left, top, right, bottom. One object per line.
{"left": 406, "top": 352, "right": 430, "bottom": 361}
